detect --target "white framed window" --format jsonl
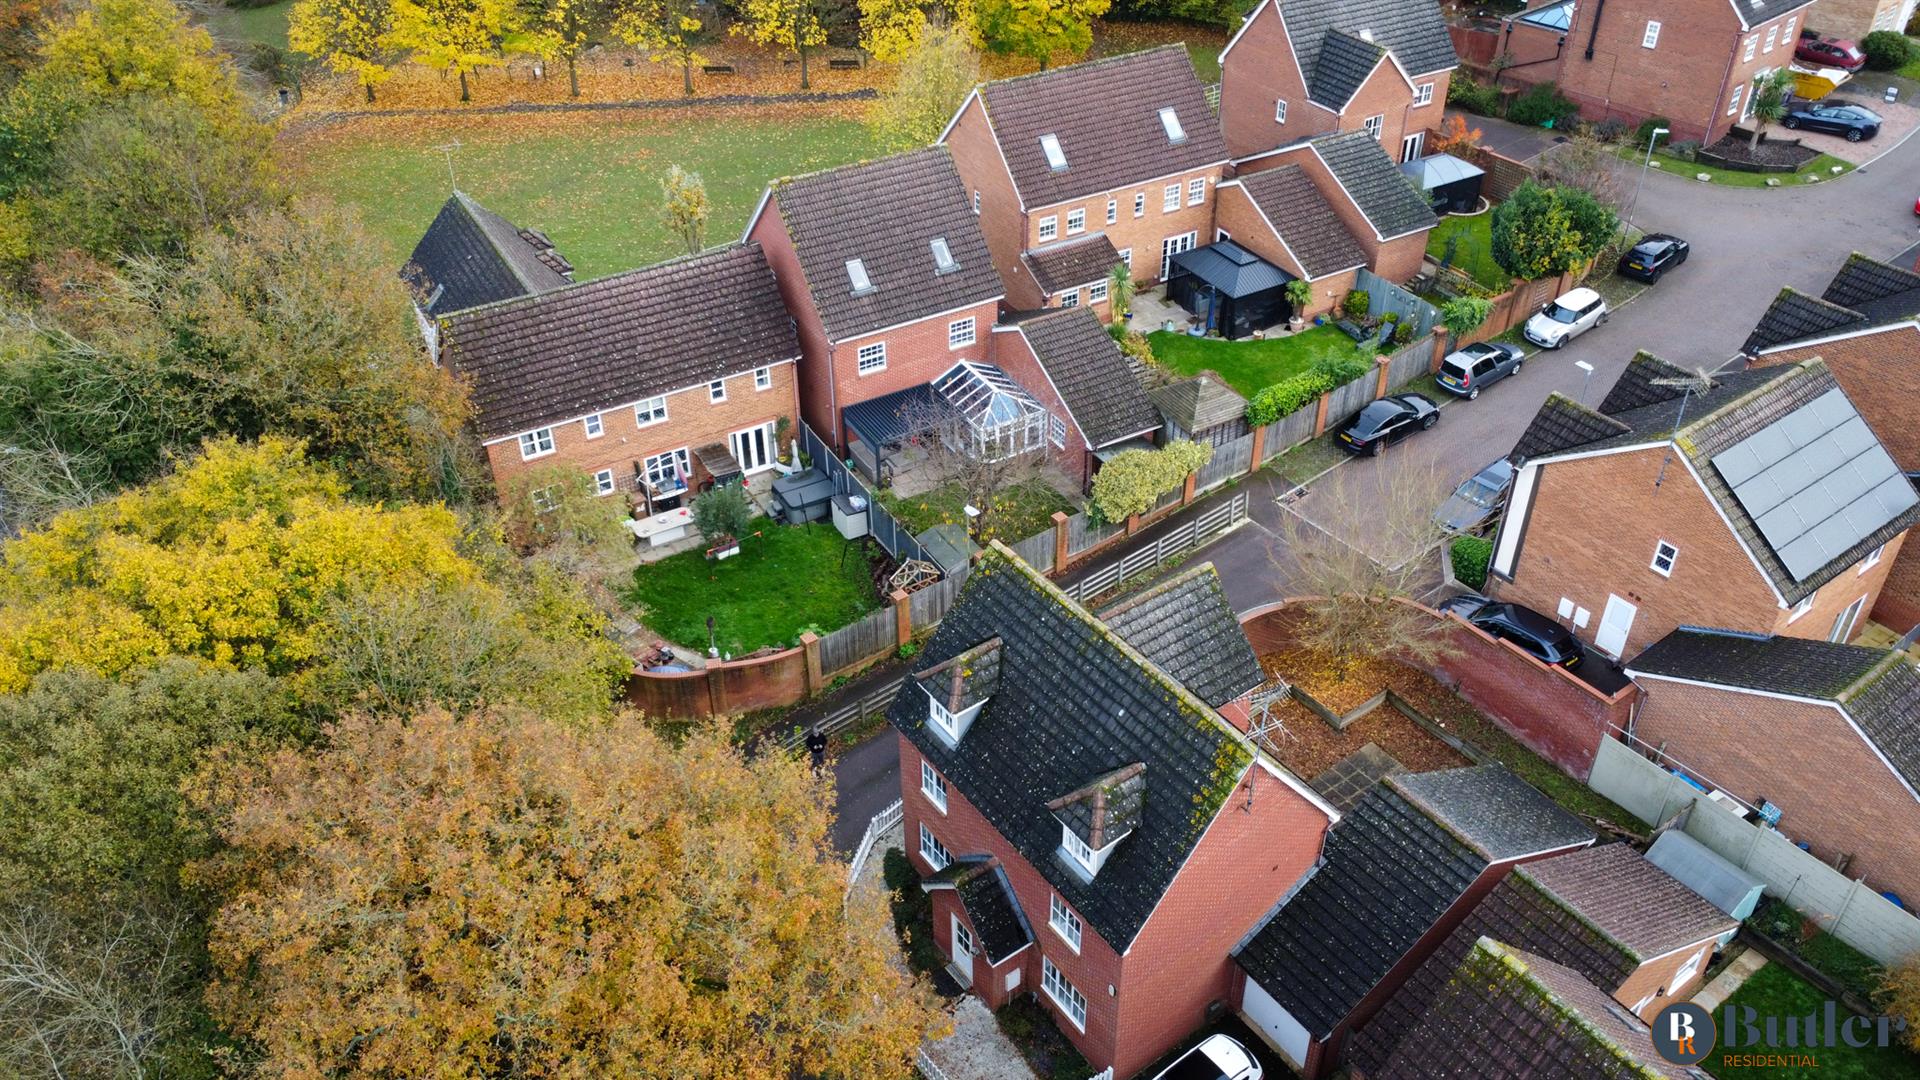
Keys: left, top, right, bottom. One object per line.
{"left": 1106, "top": 198, "right": 1118, "bottom": 224}
{"left": 1861, "top": 543, "right": 1885, "bottom": 573}
{"left": 857, "top": 341, "right": 887, "bottom": 374}
{"left": 1830, "top": 595, "right": 1866, "bottom": 643}
{"left": 1041, "top": 957, "right": 1088, "bottom": 1032}
{"left": 1645, "top": 20, "right": 1663, "bottom": 49}
{"left": 1789, "top": 594, "right": 1815, "bottom": 622}
{"left": 592, "top": 468, "right": 616, "bottom": 496}
{"left": 1275, "top": 98, "right": 1288, "bottom": 123}
{"left": 1089, "top": 280, "right": 1108, "bottom": 303}
{"left": 1062, "top": 826, "right": 1096, "bottom": 872}
{"left": 1727, "top": 86, "right": 1743, "bottom": 116}
{"left": 1632, "top": 992, "right": 1657, "bottom": 1015}
{"left": 1651, "top": 540, "right": 1678, "bottom": 577}
{"left": 582, "top": 413, "right": 604, "bottom": 438}
{"left": 1133, "top": 192, "right": 1146, "bottom": 218}
{"left": 1066, "top": 208, "right": 1086, "bottom": 234}
{"left": 635, "top": 396, "right": 668, "bottom": 426}
{"left": 708, "top": 379, "right": 727, "bottom": 403}
{"left": 1118, "top": 248, "right": 1132, "bottom": 268}
{"left": 1413, "top": 82, "right": 1434, "bottom": 107}
{"left": 754, "top": 366, "right": 772, "bottom": 391}
{"left": 1048, "top": 894, "right": 1083, "bottom": 952}
{"left": 1059, "top": 290, "right": 1080, "bottom": 308}
{"left": 920, "top": 760, "right": 948, "bottom": 813}
{"left": 972, "top": 190, "right": 981, "bottom": 215}
{"left": 529, "top": 485, "right": 559, "bottom": 513}
{"left": 919, "top": 823, "right": 951, "bottom": 870}
{"left": 1037, "top": 215, "right": 1059, "bottom": 242}
{"left": 928, "top": 695, "right": 959, "bottom": 740}
{"left": 1674, "top": 947, "right": 1706, "bottom": 986}
{"left": 1158, "top": 106, "right": 1187, "bottom": 143}
{"left": 1215, "top": 228, "right": 1232, "bottom": 243}
{"left": 1186, "top": 177, "right": 1206, "bottom": 206}
{"left": 1049, "top": 414, "right": 1067, "bottom": 448}
{"left": 518, "top": 427, "right": 556, "bottom": 460}
{"left": 1784, "top": 16, "right": 1797, "bottom": 38}
{"left": 642, "top": 448, "right": 690, "bottom": 490}
{"left": 948, "top": 316, "right": 976, "bottom": 348}
{"left": 1764, "top": 26, "right": 1778, "bottom": 52}
{"left": 1363, "top": 114, "right": 1384, "bottom": 140}
{"left": 1743, "top": 33, "right": 1756, "bottom": 61}
{"left": 1163, "top": 183, "right": 1180, "bottom": 212}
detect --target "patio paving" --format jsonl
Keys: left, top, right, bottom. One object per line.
{"left": 1309, "top": 743, "right": 1406, "bottom": 813}
{"left": 1793, "top": 75, "right": 1920, "bottom": 166}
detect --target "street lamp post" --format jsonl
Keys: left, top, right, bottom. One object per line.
{"left": 1626, "top": 126, "right": 1670, "bottom": 234}
{"left": 1575, "top": 360, "right": 1595, "bottom": 404}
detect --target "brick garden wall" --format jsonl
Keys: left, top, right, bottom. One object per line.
{"left": 624, "top": 646, "right": 809, "bottom": 719}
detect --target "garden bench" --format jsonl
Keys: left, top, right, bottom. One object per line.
{"left": 701, "top": 63, "right": 735, "bottom": 75}
{"left": 829, "top": 58, "right": 862, "bottom": 70}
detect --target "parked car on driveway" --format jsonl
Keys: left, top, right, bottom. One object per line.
{"left": 1436, "top": 342, "right": 1525, "bottom": 399}
{"left": 1781, "top": 102, "right": 1882, "bottom": 142}
{"left": 1434, "top": 458, "right": 1515, "bottom": 533}
{"left": 1615, "top": 233, "right": 1690, "bottom": 283}
{"left": 1437, "top": 594, "right": 1586, "bottom": 669}
{"left": 1795, "top": 35, "right": 1865, "bottom": 70}
{"left": 1336, "top": 393, "right": 1439, "bottom": 455}
{"left": 1522, "top": 287, "right": 1608, "bottom": 349}
{"left": 1152, "top": 1034, "right": 1263, "bottom": 1080}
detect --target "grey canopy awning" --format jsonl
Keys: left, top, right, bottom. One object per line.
{"left": 1399, "top": 153, "right": 1485, "bottom": 191}
{"left": 843, "top": 384, "right": 940, "bottom": 449}
{"left": 1165, "top": 240, "right": 1293, "bottom": 299}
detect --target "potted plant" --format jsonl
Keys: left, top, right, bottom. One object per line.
{"left": 1285, "top": 279, "right": 1312, "bottom": 331}
{"left": 774, "top": 416, "right": 793, "bottom": 465}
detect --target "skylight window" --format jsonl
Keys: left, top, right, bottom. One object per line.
{"left": 845, "top": 258, "right": 873, "bottom": 295}
{"left": 931, "top": 237, "right": 956, "bottom": 273}
{"left": 1039, "top": 133, "right": 1067, "bottom": 171}
{"left": 1158, "top": 107, "right": 1186, "bottom": 144}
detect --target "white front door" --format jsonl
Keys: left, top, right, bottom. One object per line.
{"left": 1829, "top": 595, "right": 1866, "bottom": 643}
{"left": 1595, "top": 594, "right": 1637, "bottom": 659}
{"left": 1161, "top": 231, "right": 1197, "bottom": 279}
{"left": 1401, "top": 129, "right": 1425, "bottom": 162}
{"left": 949, "top": 914, "right": 974, "bottom": 986}
{"left": 731, "top": 422, "right": 774, "bottom": 474}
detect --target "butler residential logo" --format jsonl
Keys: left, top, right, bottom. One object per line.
{"left": 1651, "top": 1000, "right": 1910, "bottom": 1069}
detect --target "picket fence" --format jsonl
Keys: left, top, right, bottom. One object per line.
{"left": 845, "top": 797, "right": 904, "bottom": 900}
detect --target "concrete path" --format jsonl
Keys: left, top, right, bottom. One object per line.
{"left": 1693, "top": 948, "right": 1769, "bottom": 1013}
{"left": 921, "top": 997, "right": 1040, "bottom": 1080}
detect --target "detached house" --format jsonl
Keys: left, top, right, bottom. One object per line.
{"left": 940, "top": 46, "right": 1230, "bottom": 310}
{"left": 1494, "top": 354, "right": 1920, "bottom": 660}
{"left": 1232, "top": 131, "right": 1439, "bottom": 284}
{"left": 895, "top": 554, "right": 1336, "bottom": 1077}
{"left": 1744, "top": 254, "right": 1920, "bottom": 631}
{"left": 1626, "top": 628, "right": 1920, "bottom": 903}
{"left": 402, "top": 192, "right": 573, "bottom": 355}
{"left": 1218, "top": 0, "right": 1458, "bottom": 162}
{"left": 437, "top": 243, "right": 800, "bottom": 505}
{"left": 1231, "top": 765, "right": 1593, "bottom": 1077}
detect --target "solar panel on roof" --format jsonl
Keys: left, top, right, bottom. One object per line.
{"left": 1712, "top": 388, "right": 1918, "bottom": 581}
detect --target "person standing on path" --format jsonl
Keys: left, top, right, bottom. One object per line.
{"left": 806, "top": 725, "right": 828, "bottom": 774}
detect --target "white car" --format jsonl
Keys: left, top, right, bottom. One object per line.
{"left": 1152, "top": 1033, "right": 1264, "bottom": 1080}
{"left": 1522, "top": 286, "right": 1608, "bottom": 349}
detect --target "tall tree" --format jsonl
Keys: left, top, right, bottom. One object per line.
{"left": 387, "top": 0, "right": 522, "bottom": 102}
{"left": 196, "top": 709, "right": 948, "bottom": 1079}
{"left": 733, "top": 0, "right": 828, "bottom": 89}
{"left": 972, "top": 0, "right": 1107, "bottom": 69}
{"left": 659, "top": 162, "right": 709, "bottom": 253}
{"left": 517, "top": 0, "right": 618, "bottom": 96}
{"left": 288, "top": 0, "right": 398, "bottom": 104}
{"left": 1489, "top": 181, "right": 1615, "bottom": 281}
{"left": 857, "top": 0, "right": 973, "bottom": 63}
{"left": 611, "top": 0, "right": 704, "bottom": 95}
{"left": 865, "top": 22, "right": 978, "bottom": 151}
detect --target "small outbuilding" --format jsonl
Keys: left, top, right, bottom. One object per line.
{"left": 1399, "top": 153, "right": 1486, "bottom": 215}
{"left": 1164, "top": 240, "right": 1295, "bottom": 340}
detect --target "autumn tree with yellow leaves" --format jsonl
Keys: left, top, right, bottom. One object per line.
{"left": 974, "top": 0, "right": 1109, "bottom": 69}
{"left": 195, "top": 709, "right": 949, "bottom": 1079}
{"left": 867, "top": 21, "right": 978, "bottom": 150}
{"left": 733, "top": 0, "right": 829, "bottom": 89}
{"left": 613, "top": 0, "right": 706, "bottom": 95}
{"left": 386, "top": 0, "right": 520, "bottom": 101}
{"left": 289, "top": 0, "right": 398, "bottom": 102}
{"left": 517, "top": 0, "right": 625, "bottom": 96}
{"left": 857, "top": 0, "right": 975, "bottom": 63}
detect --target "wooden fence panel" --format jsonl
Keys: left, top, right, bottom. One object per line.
{"left": 1009, "top": 528, "right": 1056, "bottom": 573}
{"left": 908, "top": 570, "right": 965, "bottom": 628}
{"left": 1387, "top": 339, "right": 1432, "bottom": 391}
{"left": 1324, "top": 375, "right": 1376, "bottom": 428}
{"left": 1066, "top": 512, "right": 1122, "bottom": 557}
{"left": 818, "top": 607, "right": 895, "bottom": 676}
{"left": 1195, "top": 432, "right": 1254, "bottom": 491}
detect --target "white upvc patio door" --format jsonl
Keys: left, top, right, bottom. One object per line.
{"left": 731, "top": 422, "right": 775, "bottom": 474}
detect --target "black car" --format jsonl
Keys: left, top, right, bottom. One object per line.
{"left": 1615, "top": 233, "right": 1690, "bottom": 283}
{"left": 1436, "top": 342, "right": 1525, "bottom": 400}
{"left": 1433, "top": 458, "right": 1515, "bottom": 533}
{"left": 1437, "top": 594, "right": 1585, "bottom": 669}
{"left": 1336, "top": 393, "right": 1439, "bottom": 455}
{"left": 1781, "top": 102, "right": 1882, "bottom": 142}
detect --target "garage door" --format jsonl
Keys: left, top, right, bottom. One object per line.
{"left": 1240, "top": 980, "right": 1311, "bottom": 1069}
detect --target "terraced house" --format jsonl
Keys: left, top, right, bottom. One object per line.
{"left": 895, "top": 555, "right": 1336, "bottom": 1077}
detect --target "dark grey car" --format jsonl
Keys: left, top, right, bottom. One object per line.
{"left": 1436, "top": 342, "right": 1525, "bottom": 400}
{"left": 1434, "top": 458, "right": 1515, "bottom": 533}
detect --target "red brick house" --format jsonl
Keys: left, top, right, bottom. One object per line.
{"left": 895, "top": 554, "right": 1337, "bottom": 1077}
{"left": 744, "top": 147, "right": 1005, "bottom": 460}
{"left": 1491, "top": 354, "right": 1920, "bottom": 661}
{"left": 1231, "top": 764, "right": 1594, "bottom": 1077}
{"left": 1231, "top": 131, "right": 1439, "bottom": 284}
{"left": 401, "top": 191, "right": 573, "bottom": 357}
{"left": 988, "top": 307, "right": 1161, "bottom": 489}
{"left": 1212, "top": 165, "right": 1370, "bottom": 321}
{"left": 1499, "top": 0, "right": 1817, "bottom": 145}
{"left": 1217, "top": 0, "right": 1458, "bottom": 162}
{"left": 435, "top": 242, "right": 800, "bottom": 506}
{"left": 1625, "top": 627, "right": 1920, "bottom": 903}
{"left": 1743, "top": 254, "right": 1920, "bottom": 632}
{"left": 939, "top": 45, "right": 1229, "bottom": 311}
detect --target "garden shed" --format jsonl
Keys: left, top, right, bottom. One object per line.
{"left": 1164, "top": 241, "right": 1295, "bottom": 340}
{"left": 1399, "top": 153, "right": 1485, "bottom": 215}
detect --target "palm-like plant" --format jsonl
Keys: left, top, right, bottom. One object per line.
{"left": 1107, "top": 262, "right": 1136, "bottom": 320}
{"left": 1748, "top": 69, "right": 1797, "bottom": 151}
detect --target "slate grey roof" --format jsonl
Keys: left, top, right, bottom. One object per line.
{"left": 914, "top": 638, "right": 1003, "bottom": 713}
{"left": 1628, "top": 628, "right": 1920, "bottom": 792}
{"left": 1826, "top": 252, "right": 1920, "bottom": 319}
{"left": 973, "top": 46, "right": 1229, "bottom": 207}
{"left": 1168, "top": 241, "right": 1294, "bottom": 298}
{"left": 1233, "top": 765, "right": 1592, "bottom": 1037}
{"left": 923, "top": 857, "right": 1033, "bottom": 964}
{"left": 1012, "top": 307, "right": 1161, "bottom": 447}
{"left": 402, "top": 192, "right": 572, "bottom": 317}
{"left": 1743, "top": 254, "right": 1920, "bottom": 353}
{"left": 1099, "top": 563, "right": 1265, "bottom": 708}
{"left": 1312, "top": 132, "right": 1438, "bottom": 240}
{"left": 1149, "top": 374, "right": 1249, "bottom": 435}
{"left": 1508, "top": 394, "right": 1629, "bottom": 463}
{"left": 1309, "top": 30, "right": 1386, "bottom": 110}
{"left": 766, "top": 147, "right": 1002, "bottom": 342}
{"left": 1727, "top": 0, "right": 1818, "bottom": 31}
{"left": 1596, "top": 353, "right": 1698, "bottom": 416}
{"left": 1270, "top": 0, "right": 1459, "bottom": 108}
{"left": 1519, "top": 843, "right": 1737, "bottom": 959}
{"left": 439, "top": 243, "right": 799, "bottom": 441}
{"left": 1230, "top": 166, "right": 1368, "bottom": 279}
{"left": 889, "top": 545, "right": 1262, "bottom": 950}
{"left": 1744, "top": 289, "right": 1877, "bottom": 354}
{"left": 1022, "top": 234, "right": 1124, "bottom": 295}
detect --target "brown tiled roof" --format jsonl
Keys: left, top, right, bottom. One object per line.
{"left": 975, "top": 46, "right": 1229, "bottom": 207}
{"left": 440, "top": 243, "right": 800, "bottom": 441}
{"left": 766, "top": 147, "right": 1002, "bottom": 342}
{"left": 1149, "top": 373, "right": 1248, "bottom": 433}
{"left": 1520, "top": 843, "right": 1736, "bottom": 960}
{"left": 1010, "top": 307, "right": 1159, "bottom": 447}
{"left": 1022, "top": 233, "right": 1124, "bottom": 295}
{"left": 1230, "top": 166, "right": 1368, "bottom": 279}
{"left": 1508, "top": 394, "right": 1627, "bottom": 462}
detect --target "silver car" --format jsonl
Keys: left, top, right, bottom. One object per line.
{"left": 1522, "top": 286, "right": 1608, "bottom": 349}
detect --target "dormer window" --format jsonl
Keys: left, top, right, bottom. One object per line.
{"left": 1062, "top": 826, "right": 1098, "bottom": 872}
{"left": 1039, "top": 133, "right": 1067, "bottom": 171}
{"left": 1046, "top": 762, "right": 1145, "bottom": 881}
{"left": 846, "top": 258, "right": 874, "bottom": 295}
{"left": 912, "top": 639, "right": 1002, "bottom": 747}
{"left": 1158, "top": 107, "right": 1187, "bottom": 144}
{"left": 931, "top": 237, "right": 957, "bottom": 273}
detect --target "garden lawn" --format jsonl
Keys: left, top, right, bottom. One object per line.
{"left": 1427, "top": 213, "right": 1508, "bottom": 290}
{"left": 279, "top": 107, "right": 885, "bottom": 279}
{"left": 1702, "top": 964, "right": 1920, "bottom": 1079}
{"left": 627, "top": 518, "right": 880, "bottom": 654}
{"left": 205, "top": 0, "right": 292, "bottom": 49}
{"left": 876, "top": 479, "right": 1074, "bottom": 545}
{"left": 1618, "top": 144, "right": 1854, "bottom": 188}
{"left": 1148, "top": 324, "right": 1361, "bottom": 399}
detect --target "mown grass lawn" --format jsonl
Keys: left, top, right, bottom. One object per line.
{"left": 205, "top": 0, "right": 292, "bottom": 49}
{"left": 1148, "top": 324, "right": 1363, "bottom": 399}
{"left": 280, "top": 107, "right": 885, "bottom": 279}
{"left": 1426, "top": 213, "right": 1508, "bottom": 290}
{"left": 1702, "top": 964, "right": 1920, "bottom": 1079}
{"left": 876, "top": 479, "right": 1075, "bottom": 546}
{"left": 626, "top": 518, "right": 880, "bottom": 655}
{"left": 1617, "top": 144, "right": 1853, "bottom": 189}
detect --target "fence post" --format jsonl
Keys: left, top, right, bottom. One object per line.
{"left": 1052, "top": 511, "right": 1069, "bottom": 571}
{"left": 1249, "top": 424, "right": 1267, "bottom": 469}
{"left": 1313, "top": 390, "right": 1332, "bottom": 436}
{"left": 1429, "top": 327, "right": 1449, "bottom": 373}
{"left": 1181, "top": 471, "right": 1198, "bottom": 506}
{"left": 801, "top": 631, "right": 823, "bottom": 694}
{"left": 1374, "top": 354, "right": 1391, "bottom": 399}
{"left": 1125, "top": 512, "right": 1142, "bottom": 536}
{"left": 891, "top": 589, "right": 911, "bottom": 647}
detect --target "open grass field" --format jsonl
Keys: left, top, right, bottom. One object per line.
{"left": 1148, "top": 324, "right": 1360, "bottom": 399}
{"left": 279, "top": 105, "right": 886, "bottom": 280}
{"left": 205, "top": 0, "right": 292, "bottom": 50}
